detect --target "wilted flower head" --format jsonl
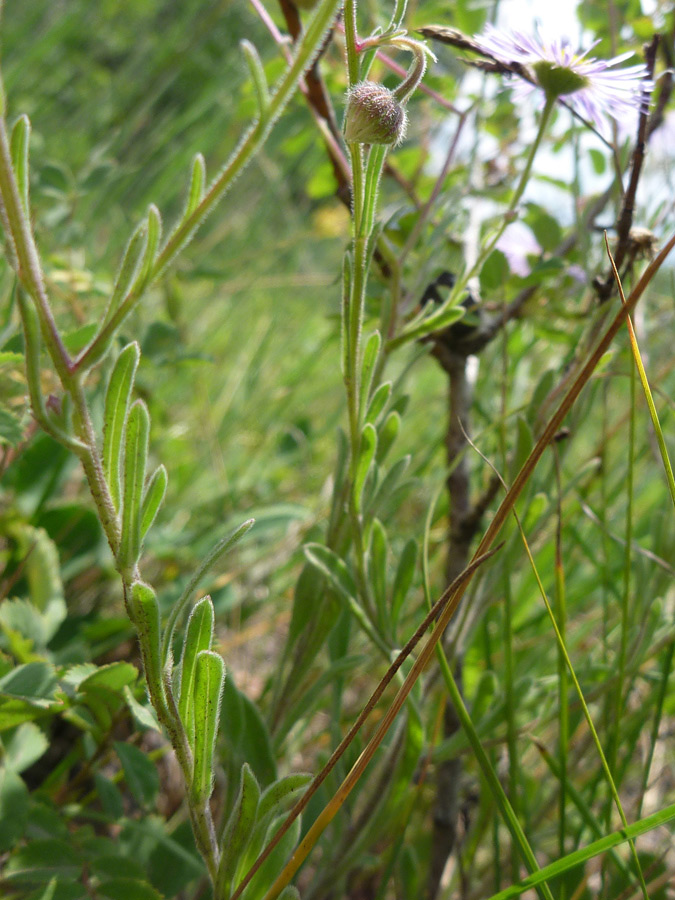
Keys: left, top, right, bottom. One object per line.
{"left": 474, "top": 24, "right": 652, "bottom": 129}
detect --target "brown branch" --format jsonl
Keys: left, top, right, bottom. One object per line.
{"left": 594, "top": 35, "right": 660, "bottom": 301}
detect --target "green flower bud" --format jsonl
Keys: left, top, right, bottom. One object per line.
{"left": 344, "top": 82, "right": 407, "bottom": 146}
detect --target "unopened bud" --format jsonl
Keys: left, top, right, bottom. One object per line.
{"left": 344, "top": 82, "right": 407, "bottom": 146}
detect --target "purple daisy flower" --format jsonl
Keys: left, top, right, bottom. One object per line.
{"left": 473, "top": 24, "right": 652, "bottom": 129}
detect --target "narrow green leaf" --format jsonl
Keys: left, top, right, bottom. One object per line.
{"left": 104, "top": 221, "right": 148, "bottom": 326}
{"left": 359, "top": 331, "right": 381, "bottom": 415}
{"left": 103, "top": 342, "right": 140, "bottom": 513}
{"left": 140, "top": 464, "right": 168, "bottom": 540}
{"left": 241, "top": 40, "right": 270, "bottom": 119}
{"left": 192, "top": 650, "right": 225, "bottom": 804}
{"left": 133, "top": 204, "right": 162, "bottom": 293}
{"left": 177, "top": 596, "right": 215, "bottom": 749}
{"left": 303, "top": 543, "right": 357, "bottom": 602}
{"left": 119, "top": 400, "right": 150, "bottom": 573}
{"left": 391, "top": 538, "right": 417, "bottom": 630}
{"left": 183, "top": 153, "right": 206, "bottom": 219}
{"left": 353, "top": 422, "right": 377, "bottom": 513}
{"left": 391, "top": 301, "right": 465, "bottom": 347}
{"left": 369, "top": 518, "right": 388, "bottom": 628}
{"left": 128, "top": 583, "right": 165, "bottom": 719}
{"left": 217, "top": 763, "right": 261, "bottom": 896}
{"left": 16, "top": 290, "right": 82, "bottom": 451}
{"left": 364, "top": 380, "right": 391, "bottom": 425}
{"left": 304, "top": 543, "right": 388, "bottom": 654}
{"left": 244, "top": 813, "right": 301, "bottom": 900}
{"left": 376, "top": 411, "right": 400, "bottom": 464}
{"left": 10, "top": 114, "right": 30, "bottom": 216}
{"left": 162, "top": 518, "right": 255, "bottom": 665}
{"left": 257, "top": 773, "right": 312, "bottom": 824}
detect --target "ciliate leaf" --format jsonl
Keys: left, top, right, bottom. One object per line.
{"left": 217, "top": 763, "right": 260, "bottom": 896}
{"left": 257, "top": 773, "right": 311, "bottom": 823}
{"left": 16, "top": 290, "right": 79, "bottom": 449}
{"left": 365, "top": 380, "right": 391, "bottom": 425}
{"left": 105, "top": 221, "right": 148, "bottom": 326}
{"left": 128, "top": 582, "right": 165, "bottom": 717}
{"left": 119, "top": 400, "right": 150, "bottom": 573}
{"left": 369, "top": 518, "right": 388, "bottom": 628}
{"left": 10, "top": 114, "right": 30, "bottom": 216}
{"left": 359, "top": 331, "right": 381, "bottom": 414}
{"left": 133, "top": 204, "right": 162, "bottom": 293}
{"left": 240, "top": 40, "right": 270, "bottom": 119}
{"left": 376, "top": 411, "right": 400, "bottom": 464}
{"left": 183, "top": 153, "right": 206, "bottom": 219}
{"left": 353, "top": 422, "right": 377, "bottom": 513}
{"left": 140, "top": 464, "right": 168, "bottom": 540}
{"left": 191, "top": 650, "right": 225, "bottom": 804}
{"left": 103, "top": 342, "right": 140, "bottom": 514}
{"left": 177, "top": 596, "right": 215, "bottom": 748}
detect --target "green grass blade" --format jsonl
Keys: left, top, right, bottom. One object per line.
{"left": 484, "top": 802, "right": 675, "bottom": 900}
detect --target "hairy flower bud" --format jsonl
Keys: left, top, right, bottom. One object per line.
{"left": 344, "top": 82, "right": 407, "bottom": 146}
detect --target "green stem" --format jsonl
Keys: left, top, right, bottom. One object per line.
{"left": 0, "top": 118, "right": 72, "bottom": 381}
